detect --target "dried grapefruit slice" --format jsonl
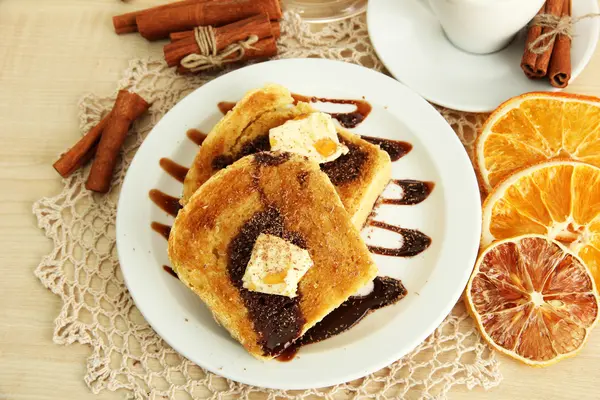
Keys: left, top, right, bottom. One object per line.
{"left": 465, "top": 235, "right": 599, "bottom": 366}
{"left": 482, "top": 160, "right": 600, "bottom": 287}
{"left": 476, "top": 92, "right": 600, "bottom": 191}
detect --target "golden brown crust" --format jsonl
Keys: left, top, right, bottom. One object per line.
{"left": 169, "top": 153, "right": 378, "bottom": 360}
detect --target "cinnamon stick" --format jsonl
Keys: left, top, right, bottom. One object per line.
{"left": 169, "top": 31, "right": 192, "bottom": 42}
{"left": 113, "top": 0, "right": 202, "bottom": 34}
{"left": 521, "top": 4, "right": 546, "bottom": 78}
{"left": 534, "top": 0, "right": 565, "bottom": 77}
{"left": 176, "top": 36, "right": 278, "bottom": 74}
{"left": 53, "top": 114, "right": 112, "bottom": 178}
{"left": 136, "top": 0, "right": 282, "bottom": 41}
{"left": 169, "top": 20, "right": 280, "bottom": 41}
{"left": 164, "top": 14, "right": 274, "bottom": 67}
{"left": 270, "top": 20, "right": 281, "bottom": 39}
{"left": 549, "top": 0, "right": 572, "bottom": 88}
{"left": 86, "top": 91, "right": 150, "bottom": 193}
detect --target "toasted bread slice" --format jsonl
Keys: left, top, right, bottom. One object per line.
{"left": 328, "top": 129, "right": 392, "bottom": 227}
{"left": 169, "top": 152, "right": 378, "bottom": 360}
{"left": 182, "top": 84, "right": 391, "bottom": 228}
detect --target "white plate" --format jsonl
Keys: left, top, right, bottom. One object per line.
{"left": 367, "top": 0, "right": 600, "bottom": 112}
{"left": 116, "top": 58, "right": 481, "bottom": 390}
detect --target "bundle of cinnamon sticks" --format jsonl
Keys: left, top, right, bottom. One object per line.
{"left": 113, "top": 0, "right": 282, "bottom": 74}
{"left": 53, "top": 91, "right": 150, "bottom": 193}
{"left": 521, "top": 0, "right": 572, "bottom": 88}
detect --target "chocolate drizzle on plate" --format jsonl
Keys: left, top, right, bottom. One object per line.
{"left": 292, "top": 94, "right": 372, "bottom": 129}
{"left": 277, "top": 276, "right": 407, "bottom": 362}
{"left": 159, "top": 158, "right": 189, "bottom": 183}
{"left": 151, "top": 222, "right": 172, "bottom": 240}
{"left": 366, "top": 220, "right": 431, "bottom": 257}
{"left": 382, "top": 179, "right": 435, "bottom": 206}
{"left": 228, "top": 207, "right": 306, "bottom": 356}
{"left": 149, "top": 189, "right": 182, "bottom": 217}
{"left": 361, "top": 135, "right": 413, "bottom": 162}
{"left": 186, "top": 128, "right": 207, "bottom": 146}
{"left": 218, "top": 101, "right": 236, "bottom": 115}
{"left": 163, "top": 265, "right": 179, "bottom": 280}
{"left": 276, "top": 346, "right": 298, "bottom": 362}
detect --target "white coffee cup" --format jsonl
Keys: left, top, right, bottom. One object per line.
{"left": 426, "top": 0, "right": 546, "bottom": 54}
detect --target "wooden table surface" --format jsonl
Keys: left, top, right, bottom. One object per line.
{"left": 1, "top": 1, "right": 600, "bottom": 399}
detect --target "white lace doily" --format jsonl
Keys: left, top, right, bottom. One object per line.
{"left": 33, "top": 12, "right": 501, "bottom": 400}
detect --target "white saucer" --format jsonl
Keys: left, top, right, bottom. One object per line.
{"left": 116, "top": 59, "right": 481, "bottom": 390}
{"left": 367, "top": 0, "right": 600, "bottom": 112}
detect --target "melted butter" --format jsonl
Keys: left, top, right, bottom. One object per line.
{"left": 269, "top": 112, "right": 348, "bottom": 164}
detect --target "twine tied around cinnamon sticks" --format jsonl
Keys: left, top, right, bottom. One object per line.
{"left": 161, "top": 13, "right": 280, "bottom": 74}
{"left": 180, "top": 25, "right": 259, "bottom": 72}
{"left": 528, "top": 12, "right": 600, "bottom": 54}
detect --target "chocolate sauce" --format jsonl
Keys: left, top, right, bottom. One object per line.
{"left": 382, "top": 180, "right": 435, "bottom": 205}
{"left": 320, "top": 139, "right": 367, "bottom": 186}
{"left": 253, "top": 151, "right": 290, "bottom": 167}
{"left": 276, "top": 345, "right": 298, "bottom": 362}
{"left": 333, "top": 112, "right": 366, "bottom": 129}
{"left": 149, "top": 189, "right": 182, "bottom": 217}
{"left": 212, "top": 134, "right": 270, "bottom": 171}
{"left": 366, "top": 220, "right": 431, "bottom": 257}
{"left": 159, "top": 158, "right": 189, "bottom": 183}
{"left": 301, "top": 276, "right": 406, "bottom": 345}
{"left": 218, "top": 101, "right": 236, "bottom": 114}
{"left": 151, "top": 222, "right": 171, "bottom": 240}
{"left": 277, "top": 276, "right": 407, "bottom": 362}
{"left": 228, "top": 207, "right": 306, "bottom": 356}
{"left": 361, "top": 136, "right": 413, "bottom": 162}
{"left": 292, "top": 94, "right": 372, "bottom": 129}
{"left": 186, "top": 128, "right": 207, "bottom": 146}
{"left": 211, "top": 154, "right": 234, "bottom": 171}
{"left": 163, "top": 265, "right": 179, "bottom": 280}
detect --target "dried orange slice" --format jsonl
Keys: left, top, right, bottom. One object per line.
{"left": 482, "top": 160, "right": 600, "bottom": 287}
{"left": 465, "top": 235, "right": 599, "bottom": 366}
{"left": 476, "top": 92, "right": 600, "bottom": 191}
